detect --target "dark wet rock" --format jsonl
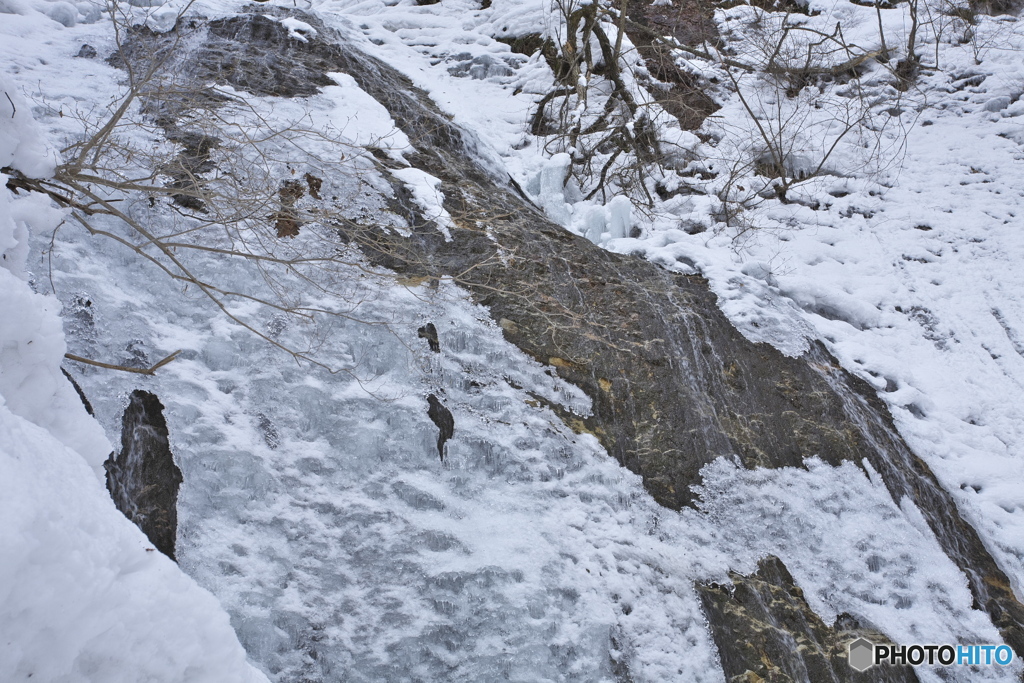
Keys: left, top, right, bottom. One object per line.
{"left": 699, "top": 556, "right": 919, "bottom": 683}
{"left": 304, "top": 172, "right": 323, "bottom": 199}
{"left": 275, "top": 178, "right": 305, "bottom": 237}
{"left": 164, "top": 130, "right": 221, "bottom": 210}
{"left": 621, "top": 0, "right": 720, "bottom": 130}
{"left": 426, "top": 394, "right": 454, "bottom": 460}
{"left": 104, "top": 390, "right": 182, "bottom": 560}
{"left": 203, "top": 13, "right": 340, "bottom": 98}
{"left": 107, "top": 14, "right": 335, "bottom": 99}
{"left": 418, "top": 322, "right": 440, "bottom": 353}
{"left": 495, "top": 33, "right": 548, "bottom": 57}
{"left": 118, "top": 10, "right": 1024, "bottom": 656}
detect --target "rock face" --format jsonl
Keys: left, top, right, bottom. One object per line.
{"left": 418, "top": 323, "right": 440, "bottom": 353}
{"left": 104, "top": 390, "right": 182, "bottom": 560}
{"left": 622, "top": 0, "right": 720, "bottom": 130}
{"left": 698, "top": 556, "right": 919, "bottom": 683}
{"left": 116, "top": 8, "right": 1024, "bottom": 660}
{"left": 426, "top": 393, "right": 455, "bottom": 460}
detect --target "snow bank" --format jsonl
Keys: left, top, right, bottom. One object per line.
{"left": 0, "top": 76, "right": 55, "bottom": 179}
{"left": 0, "top": 403, "right": 270, "bottom": 683}
{"left": 0, "top": 73, "right": 269, "bottom": 683}
{"left": 0, "top": 76, "right": 108, "bottom": 471}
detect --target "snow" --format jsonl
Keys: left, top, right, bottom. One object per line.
{"left": 0, "top": 75, "right": 108, "bottom": 470}
{"left": 4, "top": 0, "right": 1024, "bottom": 679}
{"left": 293, "top": 0, "right": 1024, "bottom": 675}
{"left": 43, "top": 224, "right": 1012, "bottom": 680}
{"left": 0, "top": 402, "right": 269, "bottom": 683}
{"left": 280, "top": 16, "right": 318, "bottom": 41}
{"left": 391, "top": 166, "right": 456, "bottom": 239}
{"left": 321, "top": 71, "right": 411, "bottom": 156}
{"left": 0, "top": 76, "right": 56, "bottom": 179}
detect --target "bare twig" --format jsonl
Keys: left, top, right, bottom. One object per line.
{"left": 65, "top": 349, "right": 182, "bottom": 375}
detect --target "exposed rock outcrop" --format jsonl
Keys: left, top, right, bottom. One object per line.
{"left": 426, "top": 393, "right": 455, "bottom": 460}
{"left": 104, "top": 390, "right": 182, "bottom": 560}
{"left": 418, "top": 322, "right": 440, "bottom": 353}
{"left": 698, "top": 556, "right": 919, "bottom": 683}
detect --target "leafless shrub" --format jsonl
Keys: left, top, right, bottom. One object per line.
{"left": 688, "top": 7, "right": 909, "bottom": 237}
{"left": 530, "top": 0, "right": 689, "bottom": 207}
{"left": 8, "top": 0, "right": 585, "bottom": 379}
{"left": 7, "top": 1, "right": 440, "bottom": 377}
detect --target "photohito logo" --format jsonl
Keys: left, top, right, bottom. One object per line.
{"left": 848, "top": 638, "right": 1015, "bottom": 671}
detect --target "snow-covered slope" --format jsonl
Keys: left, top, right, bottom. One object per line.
{"left": 4, "top": 0, "right": 1024, "bottom": 680}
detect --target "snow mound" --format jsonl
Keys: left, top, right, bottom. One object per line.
{"left": 0, "top": 402, "right": 270, "bottom": 683}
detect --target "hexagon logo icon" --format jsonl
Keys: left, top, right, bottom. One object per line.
{"left": 848, "top": 637, "right": 875, "bottom": 672}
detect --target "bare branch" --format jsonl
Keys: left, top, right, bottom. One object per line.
{"left": 65, "top": 349, "right": 182, "bottom": 375}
